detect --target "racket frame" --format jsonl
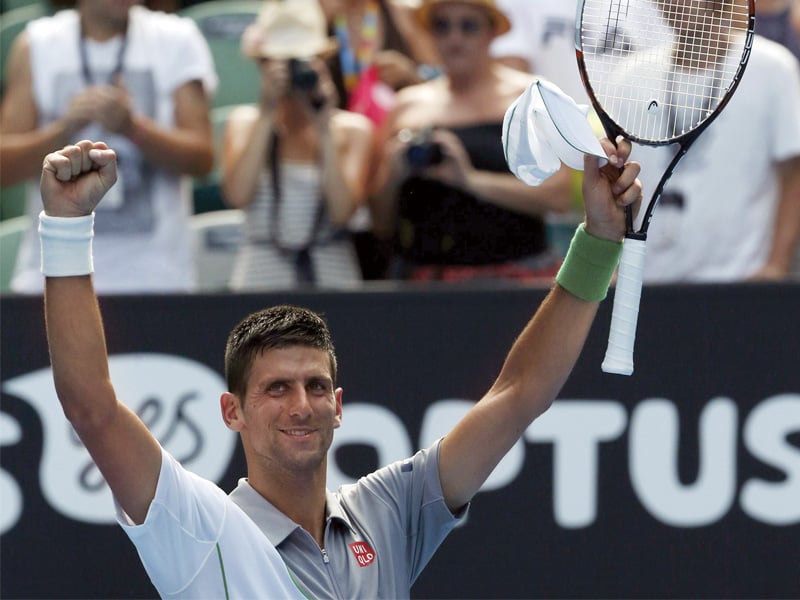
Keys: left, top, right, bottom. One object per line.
{"left": 573, "top": 0, "right": 755, "bottom": 374}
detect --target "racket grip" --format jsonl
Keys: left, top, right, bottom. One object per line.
{"left": 601, "top": 237, "right": 647, "bottom": 376}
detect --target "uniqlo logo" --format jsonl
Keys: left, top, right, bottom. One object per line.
{"left": 348, "top": 541, "right": 376, "bottom": 567}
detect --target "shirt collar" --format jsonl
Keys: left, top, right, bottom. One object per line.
{"left": 229, "top": 479, "right": 355, "bottom": 546}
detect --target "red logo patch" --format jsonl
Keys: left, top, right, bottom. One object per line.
{"left": 348, "top": 541, "right": 376, "bottom": 567}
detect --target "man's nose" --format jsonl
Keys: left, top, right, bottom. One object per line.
{"left": 287, "top": 388, "right": 312, "bottom": 417}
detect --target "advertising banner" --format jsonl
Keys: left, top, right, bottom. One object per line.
{"left": 2, "top": 284, "right": 799, "bottom": 598}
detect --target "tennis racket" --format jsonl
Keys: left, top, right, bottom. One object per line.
{"left": 575, "top": 0, "right": 755, "bottom": 375}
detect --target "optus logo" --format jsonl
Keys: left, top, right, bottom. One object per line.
{"left": 330, "top": 396, "right": 800, "bottom": 528}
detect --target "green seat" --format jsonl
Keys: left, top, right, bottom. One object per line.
{"left": 0, "top": 2, "right": 50, "bottom": 95}
{"left": 2, "top": 0, "right": 45, "bottom": 10}
{"left": 1, "top": 3, "right": 51, "bottom": 225}
{"left": 0, "top": 182, "right": 27, "bottom": 221}
{"left": 0, "top": 214, "right": 29, "bottom": 293}
{"left": 192, "top": 102, "right": 252, "bottom": 214}
{"left": 179, "top": 1, "right": 263, "bottom": 109}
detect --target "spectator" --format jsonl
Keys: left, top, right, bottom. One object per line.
{"left": 0, "top": 0, "right": 216, "bottom": 294}
{"left": 755, "top": 0, "right": 800, "bottom": 277}
{"left": 318, "top": 0, "right": 441, "bottom": 121}
{"left": 636, "top": 2, "right": 800, "bottom": 283}
{"left": 221, "top": 0, "right": 373, "bottom": 290}
{"left": 37, "top": 135, "right": 642, "bottom": 597}
{"left": 490, "top": 0, "right": 588, "bottom": 103}
{"left": 318, "top": 0, "right": 443, "bottom": 280}
{"left": 370, "top": 0, "right": 573, "bottom": 282}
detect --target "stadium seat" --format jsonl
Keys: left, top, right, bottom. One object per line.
{"left": 2, "top": 0, "right": 45, "bottom": 11}
{"left": 179, "top": 1, "right": 263, "bottom": 109}
{"left": 0, "top": 182, "right": 27, "bottom": 221}
{"left": 0, "top": 214, "right": 29, "bottom": 293}
{"left": 0, "top": 2, "right": 51, "bottom": 95}
{"left": 190, "top": 208, "right": 244, "bottom": 292}
{"left": 192, "top": 103, "right": 254, "bottom": 214}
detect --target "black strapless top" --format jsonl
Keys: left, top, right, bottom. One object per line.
{"left": 396, "top": 123, "right": 547, "bottom": 266}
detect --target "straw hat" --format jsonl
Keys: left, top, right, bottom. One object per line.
{"left": 241, "top": 0, "right": 338, "bottom": 60}
{"left": 414, "top": 0, "right": 512, "bottom": 36}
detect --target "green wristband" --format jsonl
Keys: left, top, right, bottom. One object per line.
{"left": 556, "top": 223, "right": 623, "bottom": 302}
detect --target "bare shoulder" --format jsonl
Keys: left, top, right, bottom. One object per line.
{"left": 489, "top": 65, "right": 534, "bottom": 107}
{"left": 497, "top": 63, "right": 536, "bottom": 95}
{"left": 393, "top": 79, "right": 445, "bottom": 113}
{"left": 225, "top": 103, "right": 261, "bottom": 127}
{"left": 220, "top": 104, "right": 260, "bottom": 140}
{"left": 330, "top": 111, "right": 374, "bottom": 153}
{"left": 399, "top": 78, "right": 443, "bottom": 100}
{"left": 331, "top": 109, "right": 374, "bottom": 135}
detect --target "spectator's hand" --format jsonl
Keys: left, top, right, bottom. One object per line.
{"left": 41, "top": 140, "right": 118, "bottom": 218}
{"left": 423, "top": 128, "right": 474, "bottom": 186}
{"left": 582, "top": 136, "right": 642, "bottom": 242}
{"left": 259, "top": 59, "right": 289, "bottom": 111}
{"left": 60, "top": 88, "right": 101, "bottom": 137}
{"left": 373, "top": 49, "right": 420, "bottom": 89}
{"left": 383, "top": 128, "right": 416, "bottom": 181}
{"left": 306, "top": 59, "right": 339, "bottom": 125}
{"left": 92, "top": 83, "right": 135, "bottom": 136}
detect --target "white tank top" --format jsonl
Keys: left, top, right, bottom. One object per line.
{"left": 12, "top": 7, "right": 217, "bottom": 294}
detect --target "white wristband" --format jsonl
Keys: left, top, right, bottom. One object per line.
{"left": 39, "top": 210, "right": 95, "bottom": 277}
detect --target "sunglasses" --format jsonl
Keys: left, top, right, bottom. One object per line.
{"left": 430, "top": 16, "right": 487, "bottom": 37}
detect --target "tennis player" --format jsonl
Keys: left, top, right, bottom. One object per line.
{"left": 39, "top": 132, "right": 640, "bottom": 597}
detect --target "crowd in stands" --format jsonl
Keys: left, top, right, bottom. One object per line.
{"left": 1, "top": 0, "right": 799, "bottom": 293}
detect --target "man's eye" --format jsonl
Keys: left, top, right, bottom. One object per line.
{"left": 308, "top": 381, "right": 330, "bottom": 393}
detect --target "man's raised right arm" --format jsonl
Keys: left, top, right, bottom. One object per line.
{"left": 42, "top": 141, "right": 161, "bottom": 524}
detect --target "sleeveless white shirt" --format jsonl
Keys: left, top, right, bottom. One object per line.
{"left": 12, "top": 7, "right": 217, "bottom": 294}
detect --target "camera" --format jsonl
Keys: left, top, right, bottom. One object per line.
{"left": 403, "top": 128, "right": 444, "bottom": 169}
{"left": 288, "top": 58, "right": 319, "bottom": 92}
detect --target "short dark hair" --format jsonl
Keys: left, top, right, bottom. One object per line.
{"left": 224, "top": 305, "right": 338, "bottom": 398}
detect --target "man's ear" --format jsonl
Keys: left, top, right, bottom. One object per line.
{"left": 221, "top": 392, "right": 244, "bottom": 431}
{"left": 333, "top": 387, "right": 343, "bottom": 429}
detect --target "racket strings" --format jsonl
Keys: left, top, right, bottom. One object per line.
{"left": 581, "top": 0, "right": 750, "bottom": 142}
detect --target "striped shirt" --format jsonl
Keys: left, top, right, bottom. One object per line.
{"left": 230, "top": 162, "right": 362, "bottom": 290}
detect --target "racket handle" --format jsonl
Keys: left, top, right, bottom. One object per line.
{"left": 601, "top": 237, "right": 647, "bottom": 376}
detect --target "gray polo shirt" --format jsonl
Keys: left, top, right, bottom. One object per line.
{"left": 229, "top": 439, "right": 467, "bottom": 599}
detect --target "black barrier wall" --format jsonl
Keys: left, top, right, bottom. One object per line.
{"left": 2, "top": 283, "right": 799, "bottom": 599}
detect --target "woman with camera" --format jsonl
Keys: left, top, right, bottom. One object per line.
{"left": 369, "top": 0, "right": 573, "bottom": 282}
{"left": 221, "top": 0, "right": 374, "bottom": 290}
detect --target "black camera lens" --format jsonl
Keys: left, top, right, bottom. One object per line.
{"left": 288, "top": 58, "right": 319, "bottom": 92}
{"left": 406, "top": 141, "right": 444, "bottom": 169}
